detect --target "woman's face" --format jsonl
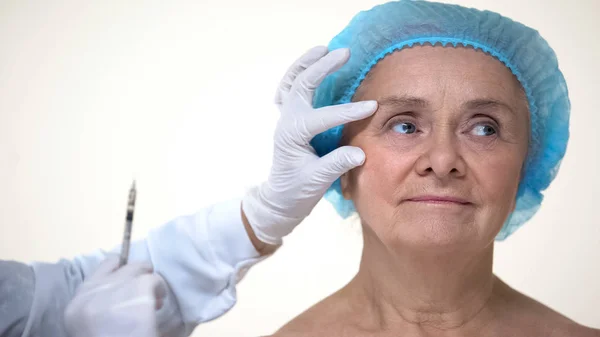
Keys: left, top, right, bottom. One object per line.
{"left": 341, "top": 46, "right": 529, "bottom": 252}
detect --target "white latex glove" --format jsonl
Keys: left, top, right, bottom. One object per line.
{"left": 242, "top": 46, "right": 378, "bottom": 245}
{"left": 64, "top": 256, "right": 167, "bottom": 337}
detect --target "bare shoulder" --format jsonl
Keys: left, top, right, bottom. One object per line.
{"left": 543, "top": 318, "right": 600, "bottom": 337}
{"left": 269, "top": 278, "right": 600, "bottom": 337}
{"left": 494, "top": 277, "right": 600, "bottom": 337}
{"left": 549, "top": 324, "right": 600, "bottom": 337}
{"left": 268, "top": 288, "right": 356, "bottom": 337}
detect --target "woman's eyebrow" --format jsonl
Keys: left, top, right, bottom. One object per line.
{"left": 463, "top": 98, "right": 517, "bottom": 116}
{"left": 377, "top": 95, "right": 518, "bottom": 116}
{"left": 378, "top": 95, "right": 429, "bottom": 109}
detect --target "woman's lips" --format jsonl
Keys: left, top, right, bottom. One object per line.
{"left": 405, "top": 195, "right": 471, "bottom": 205}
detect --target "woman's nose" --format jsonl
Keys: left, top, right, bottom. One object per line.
{"left": 414, "top": 130, "right": 466, "bottom": 180}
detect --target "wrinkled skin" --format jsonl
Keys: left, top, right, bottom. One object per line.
{"left": 270, "top": 46, "right": 600, "bottom": 337}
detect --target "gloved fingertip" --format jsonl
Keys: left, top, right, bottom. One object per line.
{"left": 334, "top": 100, "right": 378, "bottom": 122}
{"left": 345, "top": 146, "right": 366, "bottom": 167}
{"left": 329, "top": 47, "right": 350, "bottom": 60}
{"left": 350, "top": 100, "right": 378, "bottom": 120}
{"left": 362, "top": 100, "right": 378, "bottom": 112}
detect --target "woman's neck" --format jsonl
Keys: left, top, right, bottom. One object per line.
{"left": 347, "top": 225, "right": 498, "bottom": 334}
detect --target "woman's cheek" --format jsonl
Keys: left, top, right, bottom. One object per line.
{"left": 356, "top": 147, "right": 417, "bottom": 196}
{"left": 468, "top": 150, "right": 523, "bottom": 205}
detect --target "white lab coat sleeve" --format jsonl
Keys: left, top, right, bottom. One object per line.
{"left": 1, "top": 197, "right": 265, "bottom": 337}
{"left": 144, "top": 197, "right": 265, "bottom": 335}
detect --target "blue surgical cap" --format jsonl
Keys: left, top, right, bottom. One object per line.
{"left": 310, "top": 0, "right": 570, "bottom": 240}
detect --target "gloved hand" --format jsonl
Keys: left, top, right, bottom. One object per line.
{"left": 64, "top": 256, "right": 167, "bottom": 337}
{"left": 242, "top": 46, "right": 378, "bottom": 245}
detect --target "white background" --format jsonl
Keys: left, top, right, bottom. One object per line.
{"left": 0, "top": 0, "right": 598, "bottom": 335}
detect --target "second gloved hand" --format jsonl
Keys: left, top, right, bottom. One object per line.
{"left": 64, "top": 256, "right": 167, "bottom": 337}
{"left": 242, "top": 46, "right": 378, "bottom": 245}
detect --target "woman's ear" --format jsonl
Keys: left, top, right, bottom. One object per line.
{"left": 338, "top": 124, "right": 359, "bottom": 201}
{"left": 340, "top": 172, "right": 353, "bottom": 200}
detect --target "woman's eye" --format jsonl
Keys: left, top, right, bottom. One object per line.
{"left": 392, "top": 122, "right": 417, "bottom": 134}
{"left": 471, "top": 124, "right": 497, "bottom": 136}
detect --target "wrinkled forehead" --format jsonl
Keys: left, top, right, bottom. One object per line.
{"left": 353, "top": 45, "right": 527, "bottom": 111}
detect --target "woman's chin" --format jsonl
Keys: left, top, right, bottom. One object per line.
{"left": 382, "top": 215, "right": 487, "bottom": 253}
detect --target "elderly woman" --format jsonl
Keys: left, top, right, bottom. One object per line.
{"left": 241, "top": 1, "right": 599, "bottom": 336}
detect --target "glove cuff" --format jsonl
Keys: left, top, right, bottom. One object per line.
{"left": 241, "top": 185, "right": 304, "bottom": 245}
